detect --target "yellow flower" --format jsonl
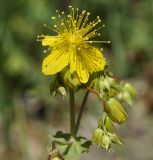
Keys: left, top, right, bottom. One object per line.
{"left": 38, "top": 6, "right": 108, "bottom": 83}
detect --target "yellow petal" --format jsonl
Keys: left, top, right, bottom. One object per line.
{"left": 77, "top": 60, "right": 89, "bottom": 83}
{"left": 69, "top": 47, "right": 77, "bottom": 73}
{"left": 69, "top": 46, "right": 89, "bottom": 83}
{"left": 42, "top": 49, "right": 69, "bottom": 75}
{"left": 80, "top": 45, "right": 106, "bottom": 73}
{"left": 42, "top": 36, "right": 58, "bottom": 46}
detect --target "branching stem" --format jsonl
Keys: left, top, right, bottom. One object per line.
{"left": 69, "top": 88, "right": 76, "bottom": 138}
{"left": 86, "top": 86, "right": 106, "bottom": 110}
{"left": 76, "top": 91, "right": 89, "bottom": 135}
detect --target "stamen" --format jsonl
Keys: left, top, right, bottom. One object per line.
{"left": 43, "top": 24, "right": 58, "bottom": 33}
{"left": 81, "top": 12, "right": 90, "bottom": 28}
{"left": 86, "top": 40, "right": 111, "bottom": 44}
{"left": 41, "top": 7, "right": 110, "bottom": 52}
{"left": 96, "top": 25, "right": 106, "bottom": 32}
{"left": 77, "top": 10, "right": 86, "bottom": 29}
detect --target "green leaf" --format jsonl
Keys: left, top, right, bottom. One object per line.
{"left": 64, "top": 141, "right": 83, "bottom": 160}
{"left": 64, "top": 137, "right": 91, "bottom": 160}
{"left": 50, "top": 131, "right": 92, "bottom": 160}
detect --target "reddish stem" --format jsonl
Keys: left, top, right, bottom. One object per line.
{"left": 86, "top": 86, "right": 100, "bottom": 96}
{"left": 47, "top": 154, "right": 52, "bottom": 160}
{"left": 86, "top": 86, "right": 106, "bottom": 111}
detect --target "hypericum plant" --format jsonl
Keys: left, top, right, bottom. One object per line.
{"left": 38, "top": 6, "right": 136, "bottom": 160}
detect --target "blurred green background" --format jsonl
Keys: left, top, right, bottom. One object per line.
{"left": 1, "top": 0, "right": 153, "bottom": 160}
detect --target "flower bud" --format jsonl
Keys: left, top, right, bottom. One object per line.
{"left": 98, "top": 112, "right": 115, "bottom": 133}
{"left": 103, "top": 78, "right": 111, "bottom": 90}
{"left": 57, "top": 86, "right": 67, "bottom": 97}
{"left": 123, "top": 83, "right": 137, "bottom": 97}
{"left": 61, "top": 67, "right": 81, "bottom": 88}
{"left": 116, "top": 92, "right": 123, "bottom": 100}
{"left": 108, "top": 88, "right": 118, "bottom": 97}
{"left": 107, "top": 77, "right": 115, "bottom": 86}
{"left": 103, "top": 113, "right": 115, "bottom": 133}
{"left": 106, "top": 98, "right": 127, "bottom": 124}
{"left": 92, "top": 128, "right": 104, "bottom": 146}
{"left": 88, "top": 72, "right": 100, "bottom": 90}
{"left": 111, "top": 134, "right": 123, "bottom": 145}
{"left": 99, "top": 78, "right": 105, "bottom": 91}
{"left": 98, "top": 117, "right": 104, "bottom": 129}
{"left": 99, "top": 77, "right": 110, "bottom": 91}
{"left": 123, "top": 91, "right": 133, "bottom": 106}
{"left": 101, "top": 134, "right": 111, "bottom": 150}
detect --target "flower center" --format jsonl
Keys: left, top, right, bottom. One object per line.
{"left": 65, "top": 32, "right": 82, "bottom": 49}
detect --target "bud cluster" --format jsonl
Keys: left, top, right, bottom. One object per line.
{"left": 89, "top": 72, "right": 136, "bottom": 123}
{"left": 89, "top": 72, "right": 136, "bottom": 150}
{"left": 117, "top": 82, "right": 137, "bottom": 106}
{"left": 92, "top": 112, "right": 123, "bottom": 151}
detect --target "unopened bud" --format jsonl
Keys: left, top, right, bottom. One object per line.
{"left": 92, "top": 128, "right": 104, "bottom": 146}
{"left": 111, "top": 134, "right": 123, "bottom": 145}
{"left": 98, "top": 117, "right": 104, "bottom": 129}
{"left": 57, "top": 86, "right": 67, "bottom": 97}
{"left": 98, "top": 112, "right": 115, "bottom": 133}
{"left": 107, "top": 77, "right": 115, "bottom": 86}
{"left": 61, "top": 67, "right": 81, "bottom": 88}
{"left": 99, "top": 78, "right": 105, "bottom": 91}
{"left": 123, "top": 91, "right": 133, "bottom": 106}
{"left": 103, "top": 79, "right": 111, "bottom": 90}
{"left": 123, "top": 83, "right": 137, "bottom": 97}
{"left": 99, "top": 77, "right": 110, "bottom": 91}
{"left": 106, "top": 98, "right": 127, "bottom": 124}
{"left": 103, "top": 113, "right": 115, "bottom": 133}
{"left": 101, "top": 134, "right": 111, "bottom": 150}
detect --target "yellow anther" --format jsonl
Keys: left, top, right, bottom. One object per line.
{"left": 78, "top": 47, "right": 81, "bottom": 51}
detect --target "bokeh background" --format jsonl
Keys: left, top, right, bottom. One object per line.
{"left": 1, "top": 0, "right": 153, "bottom": 160}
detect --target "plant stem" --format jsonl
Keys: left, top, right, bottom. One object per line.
{"left": 69, "top": 87, "right": 76, "bottom": 138}
{"left": 76, "top": 91, "right": 89, "bottom": 135}
{"left": 86, "top": 86, "right": 106, "bottom": 110}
